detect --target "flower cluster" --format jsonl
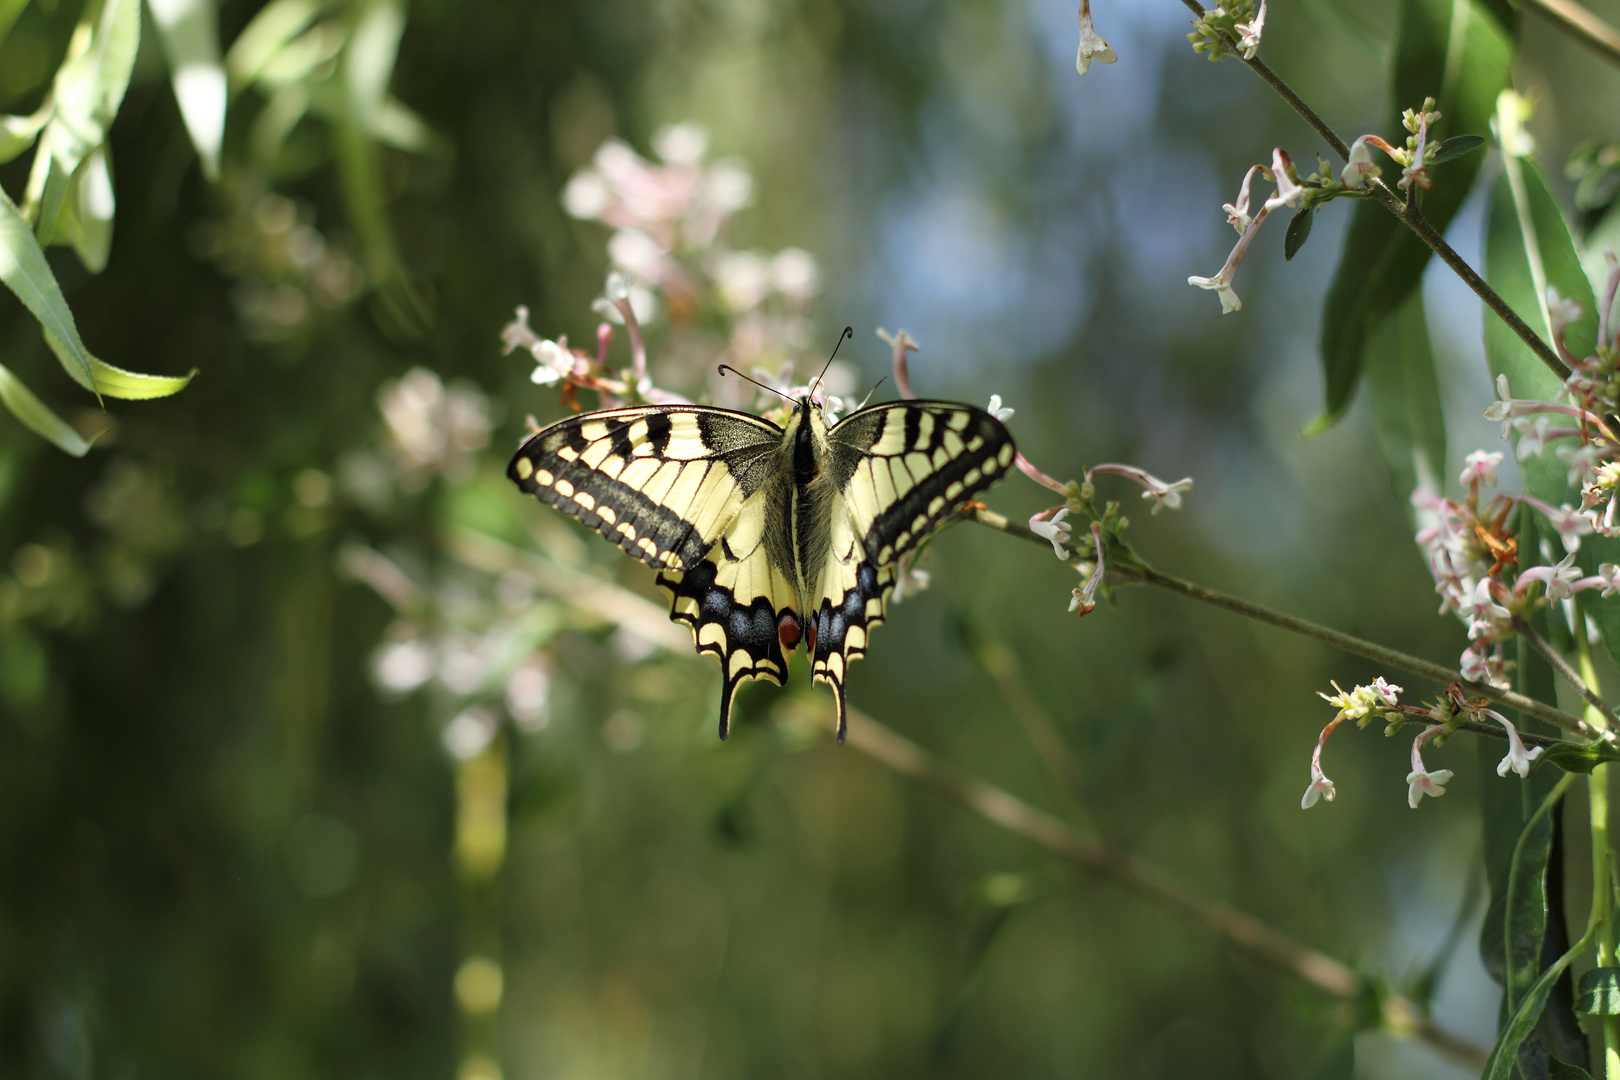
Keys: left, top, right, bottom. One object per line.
{"left": 559, "top": 123, "right": 820, "bottom": 385}
{"left": 1304, "top": 681, "right": 1545, "bottom": 810}
{"left": 1186, "top": 0, "right": 1267, "bottom": 62}
{"left": 1412, "top": 440, "right": 1620, "bottom": 686}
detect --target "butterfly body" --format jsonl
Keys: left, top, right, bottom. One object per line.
{"left": 508, "top": 396, "right": 1015, "bottom": 741}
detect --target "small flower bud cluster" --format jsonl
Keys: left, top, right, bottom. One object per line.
{"left": 1305, "top": 680, "right": 1546, "bottom": 811}
{"left": 1186, "top": 0, "right": 1264, "bottom": 62}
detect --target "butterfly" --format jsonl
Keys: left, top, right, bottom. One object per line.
{"left": 507, "top": 391, "right": 1016, "bottom": 741}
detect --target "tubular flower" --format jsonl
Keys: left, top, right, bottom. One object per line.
{"left": 1076, "top": 0, "right": 1117, "bottom": 74}
{"left": 1483, "top": 708, "right": 1543, "bottom": 778}
{"left": 1340, "top": 136, "right": 1381, "bottom": 188}
{"left": 1070, "top": 524, "right": 1106, "bottom": 616}
{"left": 987, "top": 394, "right": 1015, "bottom": 422}
{"left": 1406, "top": 725, "right": 1454, "bottom": 808}
{"left": 1234, "top": 0, "right": 1266, "bottom": 58}
{"left": 1030, "top": 507, "right": 1073, "bottom": 559}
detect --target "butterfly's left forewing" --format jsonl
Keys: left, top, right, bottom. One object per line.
{"left": 508, "top": 405, "right": 802, "bottom": 739}
{"left": 808, "top": 402, "right": 1016, "bottom": 739}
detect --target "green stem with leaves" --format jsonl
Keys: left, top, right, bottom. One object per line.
{"left": 1576, "top": 610, "right": 1620, "bottom": 1079}
{"left": 1174, "top": 0, "right": 1574, "bottom": 385}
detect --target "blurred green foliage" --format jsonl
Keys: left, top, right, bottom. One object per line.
{"left": 6, "top": 0, "right": 1619, "bottom": 1077}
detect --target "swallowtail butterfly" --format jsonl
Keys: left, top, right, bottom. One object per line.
{"left": 508, "top": 393, "right": 1016, "bottom": 741}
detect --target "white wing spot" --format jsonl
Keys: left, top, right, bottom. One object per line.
{"left": 514, "top": 457, "right": 534, "bottom": 479}
{"left": 535, "top": 468, "right": 554, "bottom": 485}
{"left": 554, "top": 478, "right": 575, "bottom": 497}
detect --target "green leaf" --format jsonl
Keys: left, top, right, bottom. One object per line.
{"left": 0, "top": 187, "right": 96, "bottom": 393}
{"left": 57, "top": 144, "right": 115, "bottom": 273}
{"left": 1431, "top": 134, "right": 1486, "bottom": 164}
{"left": 1483, "top": 929, "right": 1592, "bottom": 1080}
{"left": 1548, "top": 1056, "right": 1596, "bottom": 1080}
{"left": 43, "top": 330, "right": 196, "bottom": 401}
{"left": 1500, "top": 774, "right": 1569, "bottom": 1013}
{"left": 225, "top": 0, "right": 331, "bottom": 89}
{"left": 146, "top": 0, "right": 227, "bottom": 181}
{"left": 1314, "top": 0, "right": 1512, "bottom": 428}
{"left": 1575, "top": 968, "right": 1620, "bottom": 1015}
{"left": 27, "top": 0, "right": 141, "bottom": 244}
{"left": 0, "top": 363, "right": 90, "bottom": 456}
{"left": 1534, "top": 742, "right": 1620, "bottom": 775}
{"left": 0, "top": 106, "right": 49, "bottom": 166}
{"left": 1284, "top": 206, "right": 1314, "bottom": 261}
{"left": 1361, "top": 290, "right": 1446, "bottom": 515}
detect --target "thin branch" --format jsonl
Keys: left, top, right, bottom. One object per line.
{"left": 833, "top": 707, "right": 1490, "bottom": 1072}
{"left": 1514, "top": 615, "right": 1620, "bottom": 731}
{"left": 1173, "top": 0, "right": 1574, "bottom": 385}
{"left": 1521, "top": 0, "right": 1620, "bottom": 69}
{"left": 970, "top": 507, "right": 1603, "bottom": 742}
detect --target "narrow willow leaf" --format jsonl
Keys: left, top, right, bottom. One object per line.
{"left": 0, "top": 363, "right": 90, "bottom": 456}
{"left": 345, "top": 0, "right": 404, "bottom": 118}
{"left": 1548, "top": 1056, "right": 1596, "bottom": 1080}
{"left": 1575, "top": 968, "right": 1620, "bottom": 1015}
{"left": 1483, "top": 927, "right": 1594, "bottom": 1080}
{"left": 1284, "top": 206, "right": 1314, "bottom": 261}
{"left": 1431, "top": 134, "right": 1486, "bottom": 164}
{"left": 0, "top": 188, "right": 96, "bottom": 392}
{"left": 30, "top": 0, "right": 140, "bottom": 244}
{"left": 1362, "top": 290, "right": 1446, "bottom": 516}
{"left": 63, "top": 145, "right": 116, "bottom": 273}
{"left": 146, "top": 0, "right": 227, "bottom": 180}
{"left": 225, "top": 0, "right": 329, "bottom": 89}
{"left": 1500, "top": 775, "right": 1569, "bottom": 1013}
{"left": 0, "top": 107, "right": 49, "bottom": 165}
{"left": 1314, "top": 0, "right": 1512, "bottom": 428}
{"left": 1534, "top": 742, "right": 1620, "bottom": 775}
{"left": 43, "top": 330, "right": 196, "bottom": 401}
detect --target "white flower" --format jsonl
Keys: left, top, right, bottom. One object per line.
{"left": 1459, "top": 449, "right": 1503, "bottom": 488}
{"left": 1407, "top": 766, "right": 1454, "bottom": 807}
{"left": 1548, "top": 501, "right": 1594, "bottom": 551}
{"left": 1234, "top": 0, "right": 1266, "bottom": 58}
{"left": 1222, "top": 165, "right": 1262, "bottom": 235}
{"left": 1068, "top": 585, "right": 1094, "bottom": 616}
{"left": 1542, "top": 552, "right": 1583, "bottom": 601}
{"left": 1369, "top": 677, "right": 1403, "bottom": 706}
{"left": 1075, "top": 0, "right": 1117, "bottom": 74}
{"left": 1485, "top": 709, "right": 1543, "bottom": 778}
{"left": 1262, "top": 149, "right": 1304, "bottom": 212}
{"left": 1340, "top": 136, "right": 1381, "bottom": 188}
{"left": 770, "top": 248, "right": 820, "bottom": 302}
{"left": 1483, "top": 373, "right": 1516, "bottom": 440}
{"left": 1142, "top": 476, "right": 1194, "bottom": 514}
{"left": 1188, "top": 272, "right": 1242, "bottom": 313}
{"left": 1301, "top": 772, "right": 1335, "bottom": 809}
{"left": 1030, "top": 508, "right": 1073, "bottom": 558}
{"left": 1547, "top": 286, "right": 1584, "bottom": 335}
{"left": 1558, "top": 443, "right": 1605, "bottom": 487}
{"left": 1600, "top": 563, "right": 1620, "bottom": 598}
{"left": 987, "top": 394, "right": 1015, "bottom": 422}
{"left": 1514, "top": 416, "right": 1553, "bottom": 459}
{"left": 651, "top": 122, "right": 708, "bottom": 164}
{"left": 561, "top": 169, "right": 611, "bottom": 219}
{"left": 530, "top": 339, "right": 572, "bottom": 386}
{"left": 1407, "top": 725, "right": 1452, "bottom": 808}
{"left": 1399, "top": 114, "right": 1432, "bottom": 192}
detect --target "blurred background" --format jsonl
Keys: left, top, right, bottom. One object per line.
{"left": 4, "top": 0, "right": 1619, "bottom": 1076}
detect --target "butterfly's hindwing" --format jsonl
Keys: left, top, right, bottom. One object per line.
{"left": 655, "top": 498, "right": 803, "bottom": 738}
{"left": 507, "top": 406, "right": 782, "bottom": 571}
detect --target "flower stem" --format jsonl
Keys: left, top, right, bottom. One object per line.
{"left": 1172, "top": 0, "right": 1574, "bottom": 385}
{"left": 827, "top": 704, "right": 1489, "bottom": 1071}
{"left": 1574, "top": 612, "right": 1620, "bottom": 1080}
{"left": 1514, "top": 615, "right": 1620, "bottom": 731}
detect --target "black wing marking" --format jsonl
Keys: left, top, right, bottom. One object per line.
{"left": 655, "top": 496, "right": 802, "bottom": 739}
{"left": 508, "top": 405, "right": 783, "bottom": 572}
{"left": 806, "top": 401, "right": 1015, "bottom": 741}
{"left": 827, "top": 401, "right": 1016, "bottom": 565}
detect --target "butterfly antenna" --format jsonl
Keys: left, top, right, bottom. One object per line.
{"left": 855, "top": 375, "right": 887, "bottom": 411}
{"left": 717, "top": 364, "right": 794, "bottom": 402}
{"left": 811, "top": 326, "right": 853, "bottom": 401}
